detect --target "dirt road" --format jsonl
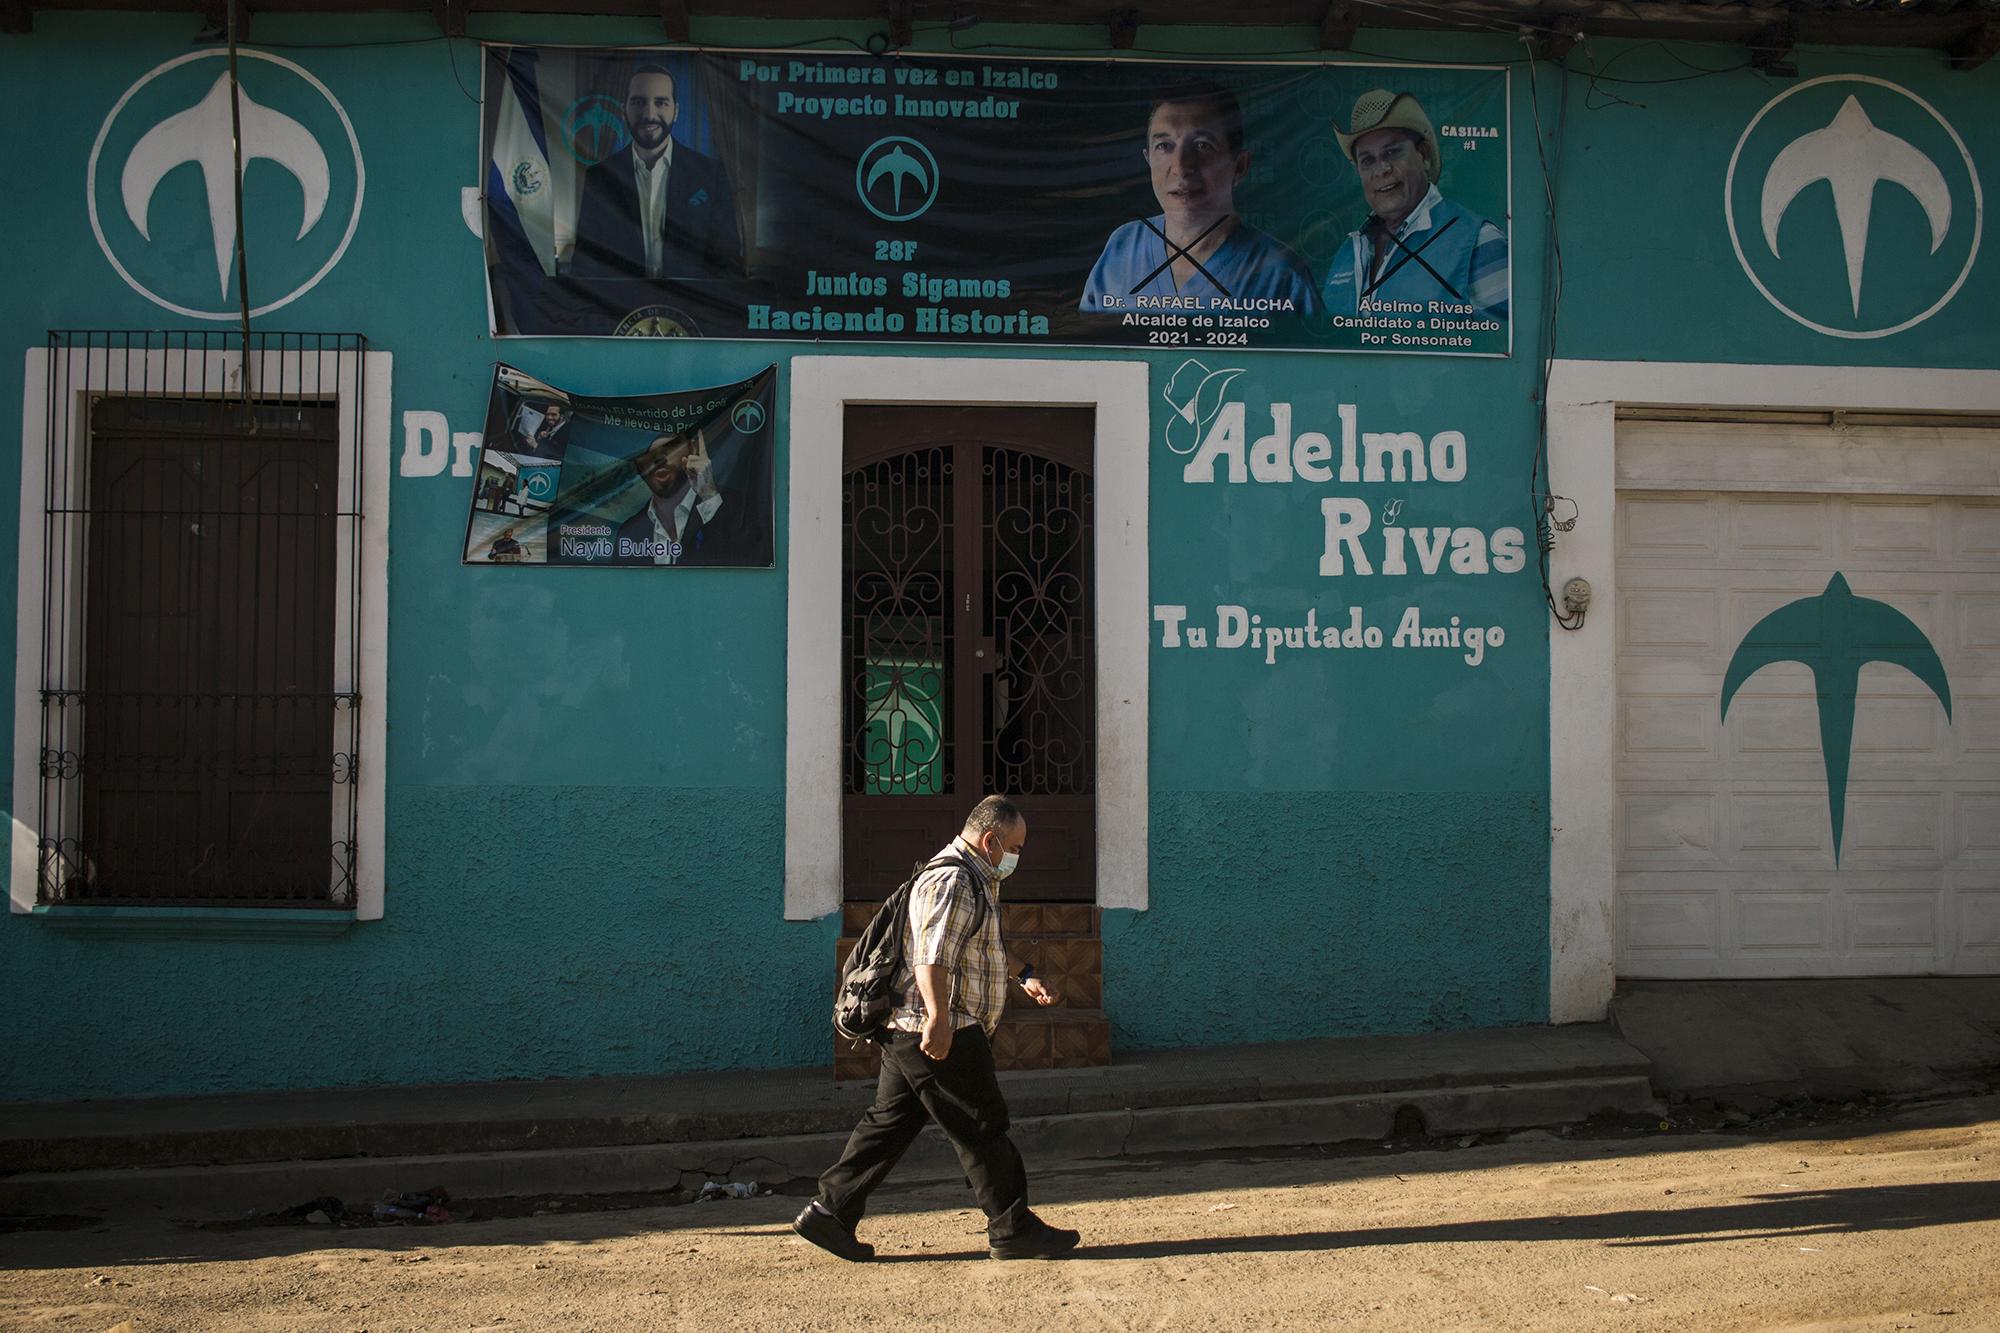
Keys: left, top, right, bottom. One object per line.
{"left": 4, "top": 1095, "right": 1996, "bottom": 1332}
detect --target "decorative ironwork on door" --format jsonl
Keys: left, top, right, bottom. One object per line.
{"left": 984, "top": 447, "right": 1094, "bottom": 798}
{"left": 844, "top": 446, "right": 954, "bottom": 798}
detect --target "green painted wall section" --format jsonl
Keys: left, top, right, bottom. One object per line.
{"left": 0, "top": 13, "right": 1988, "bottom": 1100}
{"left": 1551, "top": 45, "right": 1997, "bottom": 368}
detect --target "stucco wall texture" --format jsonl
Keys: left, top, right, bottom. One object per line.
{"left": 1, "top": 14, "right": 1991, "bottom": 1102}
{"left": 10, "top": 790, "right": 833, "bottom": 1101}
{"left": 1108, "top": 794, "right": 1551, "bottom": 1053}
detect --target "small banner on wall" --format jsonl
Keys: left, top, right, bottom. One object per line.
{"left": 461, "top": 363, "right": 776, "bottom": 568}
{"left": 480, "top": 48, "right": 1510, "bottom": 355}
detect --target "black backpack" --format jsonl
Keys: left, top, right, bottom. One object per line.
{"left": 834, "top": 853, "right": 988, "bottom": 1043}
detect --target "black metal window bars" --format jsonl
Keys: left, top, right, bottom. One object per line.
{"left": 35, "top": 331, "right": 368, "bottom": 908}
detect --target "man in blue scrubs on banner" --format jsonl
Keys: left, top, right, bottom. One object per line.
{"left": 1080, "top": 80, "right": 1320, "bottom": 316}
{"left": 1323, "top": 89, "right": 1510, "bottom": 322}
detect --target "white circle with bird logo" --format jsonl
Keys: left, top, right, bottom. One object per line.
{"left": 88, "top": 50, "right": 366, "bottom": 320}
{"left": 1723, "top": 75, "right": 1981, "bottom": 340}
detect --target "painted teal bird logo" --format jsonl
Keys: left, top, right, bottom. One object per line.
{"left": 1720, "top": 573, "right": 1951, "bottom": 864}
{"left": 866, "top": 147, "right": 927, "bottom": 209}
{"left": 856, "top": 136, "right": 939, "bottom": 222}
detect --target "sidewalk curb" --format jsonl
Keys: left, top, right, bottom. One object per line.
{"left": 0, "top": 1074, "right": 1659, "bottom": 1219}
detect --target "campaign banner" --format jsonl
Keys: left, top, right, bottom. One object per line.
{"left": 480, "top": 49, "right": 1510, "bottom": 355}
{"left": 461, "top": 363, "right": 776, "bottom": 568}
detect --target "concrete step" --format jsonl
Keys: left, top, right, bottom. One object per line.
{"left": 0, "top": 1023, "right": 1658, "bottom": 1220}
{"left": 1612, "top": 978, "right": 2000, "bottom": 1109}
{"left": 0, "top": 1072, "right": 1661, "bottom": 1220}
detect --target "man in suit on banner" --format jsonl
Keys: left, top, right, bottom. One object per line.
{"left": 571, "top": 64, "right": 744, "bottom": 282}
{"left": 613, "top": 430, "right": 761, "bottom": 566}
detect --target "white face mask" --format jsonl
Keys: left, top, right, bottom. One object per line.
{"left": 995, "top": 851, "right": 1021, "bottom": 879}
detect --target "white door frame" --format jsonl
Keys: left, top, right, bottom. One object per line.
{"left": 784, "top": 356, "right": 1151, "bottom": 921}
{"left": 1546, "top": 359, "right": 2000, "bottom": 1020}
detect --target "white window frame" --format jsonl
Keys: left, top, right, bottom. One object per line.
{"left": 783, "top": 355, "right": 1151, "bottom": 920}
{"left": 11, "top": 346, "right": 393, "bottom": 919}
{"left": 1546, "top": 359, "right": 2000, "bottom": 1020}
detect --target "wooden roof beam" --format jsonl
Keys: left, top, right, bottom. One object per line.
{"left": 1750, "top": 16, "right": 1797, "bottom": 77}
{"left": 885, "top": 0, "right": 910, "bottom": 45}
{"left": 1319, "top": 0, "right": 1356, "bottom": 51}
{"left": 1110, "top": 6, "right": 1139, "bottom": 48}
{"left": 1527, "top": 13, "right": 1580, "bottom": 63}
{"left": 198, "top": 0, "right": 250, "bottom": 41}
{"left": 660, "top": 0, "right": 688, "bottom": 41}
{"left": 1948, "top": 19, "right": 1999, "bottom": 71}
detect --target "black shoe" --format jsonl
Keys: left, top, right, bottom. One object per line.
{"left": 988, "top": 1205, "right": 1080, "bottom": 1260}
{"left": 792, "top": 1204, "right": 874, "bottom": 1262}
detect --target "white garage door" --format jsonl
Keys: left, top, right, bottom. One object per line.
{"left": 1615, "top": 430, "right": 2000, "bottom": 977}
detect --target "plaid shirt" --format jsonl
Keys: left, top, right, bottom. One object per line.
{"left": 886, "top": 841, "right": 1009, "bottom": 1036}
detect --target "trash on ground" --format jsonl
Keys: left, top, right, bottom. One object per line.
{"left": 373, "top": 1188, "right": 455, "bottom": 1224}
{"left": 281, "top": 1196, "right": 348, "bottom": 1224}
{"left": 696, "top": 1181, "right": 766, "bottom": 1201}
{"left": 1206, "top": 1202, "right": 1236, "bottom": 1211}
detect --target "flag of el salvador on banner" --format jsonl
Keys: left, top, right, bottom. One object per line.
{"left": 486, "top": 49, "right": 556, "bottom": 321}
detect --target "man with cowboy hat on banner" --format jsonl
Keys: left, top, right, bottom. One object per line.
{"left": 1323, "top": 89, "right": 1510, "bottom": 323}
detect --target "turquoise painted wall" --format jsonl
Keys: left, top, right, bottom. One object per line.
{"left": 1552, "top": 45, "right": 1997, "bottom": 368}
{"left": 0, "top": 13, "right": 1989, "bottom": 1100}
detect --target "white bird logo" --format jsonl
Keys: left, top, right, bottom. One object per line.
{"left": 1160, "top": 357, "right": 1245, "bottom": 456}
{"left": 121, "top": 72, "right": 330, "bottom": 301}
{"left": 1761, "top": 95, "right": 1952, "bottom": 319}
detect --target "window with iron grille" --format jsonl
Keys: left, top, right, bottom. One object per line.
{"left": 28, "top": 332, "right": 373, "bottom": 910}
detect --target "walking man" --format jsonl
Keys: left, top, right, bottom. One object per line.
{"left": 794, "top": 796, "right": 1081, "bottom": 1262}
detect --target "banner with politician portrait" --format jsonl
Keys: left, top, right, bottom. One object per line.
{"left": 461, "top": 363, "right": 776, "bottom": 568}
{"left": 480, "top": 49, "right": 1510, "bottom": 355}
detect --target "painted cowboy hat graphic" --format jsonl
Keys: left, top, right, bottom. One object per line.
{"left": 1333, "top": 89, "right": 1440, "bottom": 181}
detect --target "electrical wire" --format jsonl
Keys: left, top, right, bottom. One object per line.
{"left": 234, "top": 12, "right": 1939, "bottom": 634}
{"left": 226, "top": 0, "right": 258, "bottom": 412}
{"left": 444, "top": 34, "right": 481, "bottom": 103}
{"left": 235, "top": 11, "right": 1953, "bottom": 87}
{"left": 1522, "top": 37, "right": 1584, "bottom": 633}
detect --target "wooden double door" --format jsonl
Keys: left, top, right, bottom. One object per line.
{"left": 841, "top": 405, "right": 1096, "bottom": 902}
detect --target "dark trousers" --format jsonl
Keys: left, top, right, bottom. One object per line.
{"left": 817, "top": 1026, "right": 1029, "bottom": 1235}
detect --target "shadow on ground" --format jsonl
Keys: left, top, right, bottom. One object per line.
{"left": 873, "top": 1179, "right": 2000, "bottom": 1263}
{"left": 2, "top": 1094, "right": 1994, "bottom": 1272}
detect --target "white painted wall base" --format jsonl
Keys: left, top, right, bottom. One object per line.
{"left": 783, "top": 356, "right": 1150, "bottom": 921}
